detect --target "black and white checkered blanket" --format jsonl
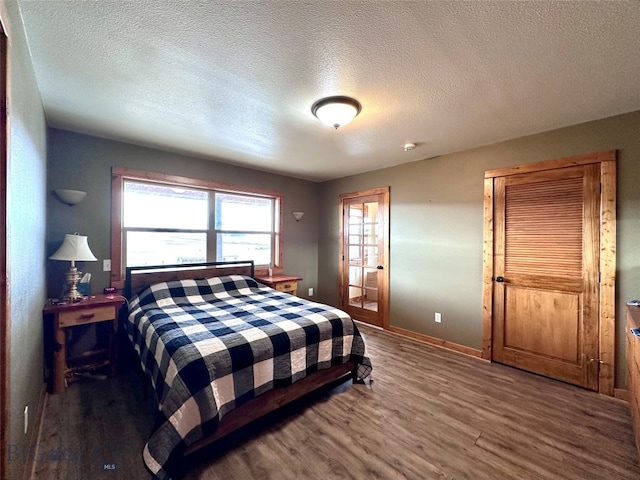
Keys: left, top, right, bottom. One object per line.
{"left": 126, "top": 275, "right": 372, "bottom": 480}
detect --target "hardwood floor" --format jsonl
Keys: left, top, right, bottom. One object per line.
{"left": 33, "top": 324, "right": 640, "bottom": 479}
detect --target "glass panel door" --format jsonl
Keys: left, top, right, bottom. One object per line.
{"left": 346, "top": 202, "right": 380, "bottom": 312}
{"left": 343, "top": 195, "right": 384, "bottom": 324}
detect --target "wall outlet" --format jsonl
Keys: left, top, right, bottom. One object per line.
{"left": 435, "top": 312, "right": 442, "bottom": 323}
{"left": 24, "top": 406, "right": 28, "bottom": 434}
{"left": 308, "top": 287, "right": 314, "bottom": 296}
{"left": 103, "top": 259, "right": 111, "bottom": 272}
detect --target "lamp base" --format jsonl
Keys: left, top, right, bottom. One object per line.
{"left": 64, "top": 266, "right": 84, "bottom": 302}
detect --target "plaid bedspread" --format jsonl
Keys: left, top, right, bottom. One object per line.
{"left": 126, "top": 275, "right": 372, "bottom": 480}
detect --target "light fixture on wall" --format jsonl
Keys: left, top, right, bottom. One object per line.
{"left": 53, "top": 189, "right": 87, "bottom": 206}
{"left": 292, "top": 211, "right": 305, "bottom": 222}
{"left": 49, "top": 233, "right": 97, "bottom": 301}
{"left": 311, "top": 96, "right": 362, "bottom": 129}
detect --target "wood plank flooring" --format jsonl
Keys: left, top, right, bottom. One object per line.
{"left": 33, "top": 324, "right": 640, "bottom": 479}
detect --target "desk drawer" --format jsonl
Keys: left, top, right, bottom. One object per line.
{"left": 58, "top": 306, "right": 115, "bottom": 327}
{"left": 275, "top": 281, "right": 297, "bottom": 292}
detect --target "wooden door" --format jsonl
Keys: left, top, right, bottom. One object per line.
{"left": 492, "top": 164, "right": 601, "bottom": 390}
{"left": 339, "top": 187, "right": 389, "bottom": 328}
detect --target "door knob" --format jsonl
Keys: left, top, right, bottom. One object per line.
{"left": 376, "top": 265, "right": 384, "bottom": 270}
{"left": 495, "top": 276, "right": 504, "bottom": 282}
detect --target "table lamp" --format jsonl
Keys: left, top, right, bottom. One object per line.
{"left": 49, "top": 233, "right": 97, "bottom": 301}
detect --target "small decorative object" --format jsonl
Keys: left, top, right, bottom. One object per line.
{"left": 49, "top": 233, "right": 97, "bottom": 301}
{"left": 292, "top": 211, "right": 304, "bottom": 222}
{"left": 77, "top": 273, "right": 91, "bottom": 296}
{"left": 53, "top": 189, "right": 87, "bottom": 206}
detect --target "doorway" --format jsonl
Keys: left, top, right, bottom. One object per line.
{"left": 482, "top": 151, "right": 616, "bottom": 394}
{"left": 339, "top": 187, "right": 389, "bottom": 328}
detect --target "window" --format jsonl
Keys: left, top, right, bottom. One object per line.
{"left": 214, "top": 193, "right": 275, "bottom": 265}
{"left": 124, "top": 182, "right": 209, "bottom": 267}
{"left": 111, "top": 169, "right": 282, "bottom": 287}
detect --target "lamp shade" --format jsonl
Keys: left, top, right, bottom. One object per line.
{"left": 49, "top": 233, "right": 97, "bottom": 262}
{"left": 312, "top": 96, "right": 362, "bottom": 129}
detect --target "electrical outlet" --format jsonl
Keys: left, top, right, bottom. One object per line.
{"left": 308, "top": 287, "right": 314, "bottom": 296}
{"left": 103, "top": 259, "right": 111, "bottom": 272}
{"left": 435, "top": 312, "right": 442, "bottom": 323}
{"left": 24, "top": 406, "right": 28, "bottom": 434}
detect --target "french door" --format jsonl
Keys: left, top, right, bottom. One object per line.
{"left": 339, "top": 187, "right": 389, "bottom": 328}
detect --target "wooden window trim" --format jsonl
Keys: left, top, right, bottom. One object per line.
{"left": 111, "top": 168, "right": 284, "bottom": 289}
{"left": 482, "top": 150, "right": 616, "bottom": 396}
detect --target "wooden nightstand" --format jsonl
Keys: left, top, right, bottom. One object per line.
{"left": 255, "top": 274, "right": 303, "bottom": 296}
{"left": 43, "top": 294, "right": 125, "bottom": 394}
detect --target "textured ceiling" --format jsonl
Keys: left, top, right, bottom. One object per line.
{"left": 17, "top": 1, "right": 640, "bottom": 182}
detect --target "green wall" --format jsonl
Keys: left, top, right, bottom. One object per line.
{"left": 46, "top": 109, "right": 640, "bottom": 390}
{"left": 46, "top": 129, "right": 320, "bottom": 300}
{"left": 0, "top": 2, "right": 48, "bottom": 478}
{"left": 319, "top": 110, "right": 640, "bottom": 388}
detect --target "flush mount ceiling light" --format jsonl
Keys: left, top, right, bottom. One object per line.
{"left": 311, "top": 96, "right": 362, "bottom": 129}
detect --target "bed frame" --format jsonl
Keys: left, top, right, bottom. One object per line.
{"left": 124, "top": 260, "right": 356, "bottom": 457}
{"left": 124, "top": 260, "right": 257, "bottom": 299}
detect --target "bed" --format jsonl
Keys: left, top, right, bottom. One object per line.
{"left": 124, "top": 261, "right": 372, "bottom": 480}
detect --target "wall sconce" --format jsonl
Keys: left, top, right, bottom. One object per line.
{"left": 292, "top": 211, "right": 305, "bottom": 222}
{"left": 53, "top": 189, "right": 87, "bottom": 206}
{"left": 49, "top": 233, "right": 97, "bottom": 301}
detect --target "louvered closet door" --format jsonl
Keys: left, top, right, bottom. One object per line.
{"left": 493, "top": 164, "right": 600, "bottom": 390}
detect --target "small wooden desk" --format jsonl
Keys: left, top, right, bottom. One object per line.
{"left": 43, "top": 294, "right": 125, "bottom": 394}
{"left": 254, "top": 274, "right": 303, "bottom": 296}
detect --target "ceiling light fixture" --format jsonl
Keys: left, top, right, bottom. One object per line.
{"left": 311, "top": 96, "right": 362, "bottom": 129}
{"left": 404, "top": 143, "right": 416, "bottom": 152}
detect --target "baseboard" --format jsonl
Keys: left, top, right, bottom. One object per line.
{"left": 386, "top": 325, "right": 484, "bottom": 359}
{"left": 23, "top": 383, "right": 46, "bottom": 480}
{"left": 614, "top": 388, "right": 629, "bottom": 402}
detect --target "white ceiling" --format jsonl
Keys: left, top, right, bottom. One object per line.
{"left": 16, "top": 1, "right": 640, "bottom": 182}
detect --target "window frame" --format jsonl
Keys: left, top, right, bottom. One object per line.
{"left": 111, "top": 168, "right": 283, "bottom": 289}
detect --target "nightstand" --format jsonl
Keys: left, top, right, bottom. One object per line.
{"left": 43, "top": 294, "right": 125, "bottom": 394}
{"left": 255, "top": 274, "right": 303, "bottom": 296}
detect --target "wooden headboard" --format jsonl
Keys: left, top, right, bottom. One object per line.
{"left": 124, "top": 260, "right": 255, "bottom": 299}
